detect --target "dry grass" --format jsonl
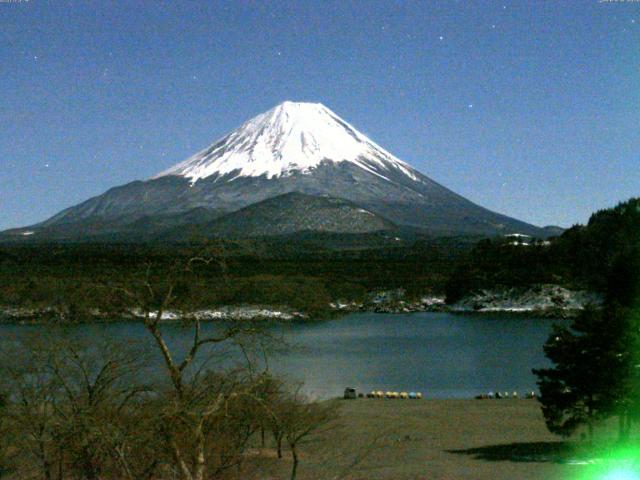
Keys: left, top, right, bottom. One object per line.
{"left": 280, "top": 398, "right": 580, "bottom": 480}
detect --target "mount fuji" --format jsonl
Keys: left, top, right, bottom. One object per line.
{"left": 3, "top": 101, "right": 552, "bottom": 241}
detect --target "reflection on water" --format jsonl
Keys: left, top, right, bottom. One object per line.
{"left": 0, "top": 312, "right": 561, "bottom": 399}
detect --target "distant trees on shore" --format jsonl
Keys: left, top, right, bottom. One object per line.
{"left": 0, "top": 233, "right": 470, "bottom": 322}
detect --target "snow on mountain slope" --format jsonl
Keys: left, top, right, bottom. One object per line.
{"left": 154, "top": 101, "right": 419, "bottom": 184}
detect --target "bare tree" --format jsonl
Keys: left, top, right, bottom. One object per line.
{"left": 255, "top": 375, "right": 287, "bottom": 458}
{"left": 47, "top": 335, "right": 155, "bottom": 480}
{"left": 0, "top": 331, "right": 153, "bottom": 480}
{"left": 0, "top": 244, "right": 337, "bottom": 480}
{"left": 259, "top": 385, "right": 339, "bottom": 480}
{"left": 109, "top": 248, "right": 281, "bottom": 480}
{"left": 0, "top": 333, "right": 62, "bottom": 480}
{"left": 283, "top": 396, "right": 339, "bottom": 480}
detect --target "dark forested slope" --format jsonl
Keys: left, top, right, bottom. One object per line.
{"left": 445, "top": 198, "right": 640, "bottom": 304}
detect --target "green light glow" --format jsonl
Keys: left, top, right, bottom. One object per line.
{"left": 569, "top": 446, "right": 640, "bottom": 480}
{"left": 601, "top": 468, "right": 640, "bottom": 480}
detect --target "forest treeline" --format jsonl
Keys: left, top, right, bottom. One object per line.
{"left": 0, "top": 235, "right": 474, "bottom": 320}
{"left": 445, "top": 197, "right": 640, "bottom": 304}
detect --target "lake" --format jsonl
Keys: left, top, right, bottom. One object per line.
{"left": 0, "top": 312, "right": 561, "bottom": 399}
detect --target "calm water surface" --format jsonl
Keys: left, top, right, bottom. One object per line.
{"left": 1, "top": 312, "right": 561, "bottom": 399}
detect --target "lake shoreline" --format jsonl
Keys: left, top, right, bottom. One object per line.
{"left": 0, "top": 283, "right": 599, "bottom": 324}
{"left": 0, "top": 304, "right": 580, "bottom": 324}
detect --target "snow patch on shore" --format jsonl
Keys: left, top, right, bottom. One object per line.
{"left": 130, "top": 306, "right": 305, "bottom": 321}
{"left": 450, "top": 285, "right": 602, "bottom": 314}
{"left": 0, "top": 305, "right": 306, "bottom": 322}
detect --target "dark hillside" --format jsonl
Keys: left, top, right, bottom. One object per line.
{"left": 445, "top": 198, "right": 640, "bottom": 304}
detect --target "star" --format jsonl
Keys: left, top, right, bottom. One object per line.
{"left": 44, "top": 163, "right": 49, "bottom": 168}
{"left": 492, "top": 24, "right": 496, "bottom": 29}
{"left": 33, "top": 55, "right": 38, "bottom": 60}
{"left": 438, "top": 36, "right": 444, "bottom": 41}
{"left": 468, "top": 104, "right": 474, "bottom": 109}
{"left": 276, "top": 50, "right": 282, "bottom": 56}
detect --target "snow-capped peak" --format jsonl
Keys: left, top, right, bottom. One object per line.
{"left": 154, "top": 101, "right": 418, "bottom": 183}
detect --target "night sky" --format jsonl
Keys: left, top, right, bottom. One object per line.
{"left": 1, "top": 0, "right": 638, "bottom": 230}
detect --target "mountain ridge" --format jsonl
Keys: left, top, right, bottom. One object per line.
{"left": 159, "top": 192, "right": 396, "bottom": 240}
{"left": 2, "top": 101, "right": 555, "bottom": 241}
